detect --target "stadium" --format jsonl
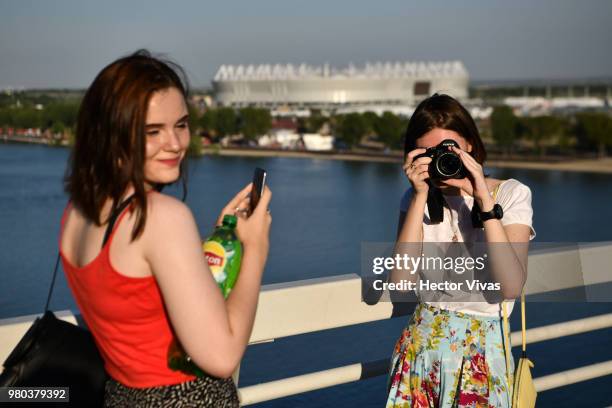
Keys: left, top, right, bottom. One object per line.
{"left": 213, "top": 61, "right": 469, "bottom": 108}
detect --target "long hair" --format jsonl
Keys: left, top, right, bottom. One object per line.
{"left": 403, "top": 93, "right": 486, "bottom": 164}
{"left": 65, "top": 49, "right": 190, "bottom": 240}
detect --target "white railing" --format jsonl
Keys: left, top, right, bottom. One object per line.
{"left": 239, "top": 314, "right": 612, "bottom": 405}
{"left": 239, "top": 242, "right": 612, "bottom": 405}
{"left": 1, "top": 243, "right": 611, "bottom": 406}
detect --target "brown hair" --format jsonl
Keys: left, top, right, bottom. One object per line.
{"left": 403, "top": 93, "right": 486, "bottom": 164}
{"left": 65, "top": 49, "right": 190, "bottom": 240}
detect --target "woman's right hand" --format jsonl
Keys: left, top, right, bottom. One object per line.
{"left": 236, "top": 186, "right": 272, "bottom": 252}
{"left": 218, "top": 184, "right": 272, "bottom": 252}
{"left": 402, "top": 148, "right": 432, "bottom": 195}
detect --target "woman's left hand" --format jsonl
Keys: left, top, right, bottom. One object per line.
{"left": 440, "top": 146, "right": 493, "bottom": 209}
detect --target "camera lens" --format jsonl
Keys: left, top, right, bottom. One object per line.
{"left": 436, "top": 152, "right": 462, "bottom": 177}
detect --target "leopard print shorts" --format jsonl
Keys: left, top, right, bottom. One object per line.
{"left": 104, "top": 375, "right": 240, "bottom": 407}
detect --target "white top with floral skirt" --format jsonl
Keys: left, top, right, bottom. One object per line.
{"left": 399, "top": 178, "right": 535, "bottom": 316}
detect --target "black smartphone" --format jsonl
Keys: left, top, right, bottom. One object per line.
{"left": 249, "top": 167, "right": 267, "bottom": 215}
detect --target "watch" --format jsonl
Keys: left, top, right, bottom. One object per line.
{"left": 479, "top": 204, "right": 503, "bottom": 222}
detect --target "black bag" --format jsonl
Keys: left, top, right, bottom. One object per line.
{"left": 0, "top": 196, "right": 134, "bottom": 407}
{"left": 0, "top": 309, "right": 108, "bottom": 407}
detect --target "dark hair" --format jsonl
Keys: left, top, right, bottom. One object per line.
{"left": 65, "top": 49, "right": 190, "bottom": 240}
{"left": 403, "top": 93, "right": 486, "bottom": 164}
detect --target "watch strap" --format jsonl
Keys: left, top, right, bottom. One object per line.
{"left": 471, "top": 183, "right": 502, "bottom": 228}
{"left": 479, "top": 204, "right": 503, "bottom": 222}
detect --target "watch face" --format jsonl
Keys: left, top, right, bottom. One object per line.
{"left": 494, "top": 204, "right": 503, "bottom": 219}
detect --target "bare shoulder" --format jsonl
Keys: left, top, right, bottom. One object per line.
{"left": 147, "top": 191, "right": 191, "bottom": 215}
{"left": 143, "top": 193, "right": 198, "bottom": 238}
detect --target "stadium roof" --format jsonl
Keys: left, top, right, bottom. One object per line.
{"left": 214, "top": 61, "right": 468, "bottom": 81}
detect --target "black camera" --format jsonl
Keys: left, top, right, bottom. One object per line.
{"left": 414, "top": 139, "right": 468, "bottom": 180}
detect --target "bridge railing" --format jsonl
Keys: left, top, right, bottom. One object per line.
{"left": 1, "top": 243, "right": 611, "bottom": 405}
{"left": 239, "top": 242, "right": 612, "bottom": 405}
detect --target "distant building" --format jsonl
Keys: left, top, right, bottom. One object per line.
{"left": 213, "top": 61, "right": 468, "bottom": 108}
{"left": 258, "top": 131, "right": 334, "bottom": 151}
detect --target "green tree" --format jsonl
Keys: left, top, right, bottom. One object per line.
{"left": 51, "top": 121, "right": 65, "bottom": 135}
{"left": 519, "top": 116, "right": 562, "bottom": 157}
{"left": 490, "top": 105, "right": 517, "bottom": 156}
{"left": 0, "top": 107, "right": 12, "bottom": 126}
{"left": 361, "top": 111, "right": 379, "bottom": 137}
{"left": 335, "top": 113, "right": 367, "bottom": 147}
{"left": 239, "top": 107, "right": 272, "bottom": 140}
{"left": 13, "top": 107, "right": 43, "bottom": 128}
{"left": 554, "top": 116, "right": 574, "bottom": 154}
{"left": 374, "top": 111, "right": 404, "bottom": 148}
{"left": 200, "top": 109, "right": 218, "bottom": 135}
{"left": 575, "top": 112, "right": 612, "bottom": 157}
{"left": 306, "top": 111, "right": 328, "bottom": 133}
{"left": 187, "top": 104, "right": 202, "bottom": 156}
{"left": 43, "top": 101, "right": 80, "bottom": 129}
{"left": 215, "top": 107, "right": 237, "bottom": 137}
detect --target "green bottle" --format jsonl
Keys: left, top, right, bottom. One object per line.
{"left": 203, "top": 214, "right": 243, "bottom": 298}
{"left": 168, "top": 214, "right": 242, "bottom": 376}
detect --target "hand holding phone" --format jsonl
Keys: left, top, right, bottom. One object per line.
{"left": 249, "top": 167, "right": 267, "bottom": 215}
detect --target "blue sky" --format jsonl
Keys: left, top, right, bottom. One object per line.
{"left": 1, "top": 0, "right": 611, "bottom": 89}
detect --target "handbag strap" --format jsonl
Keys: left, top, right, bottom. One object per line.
{"left": 488, "top": 181, "right": 515, "bottom": 387}
{"left": 520, "top": 291, "right": 527, "bottom": 354}
{"left": 44, "top": 194, "right": 135, "bottom": 313}
{"left": 502, "top": 292, "right": 526, "bottom": 388}
{"left": 502, "top": 301, "right": 511, "bottom": 387}
{"left": 101, "top": 195, "right": 136, "bottom": 247}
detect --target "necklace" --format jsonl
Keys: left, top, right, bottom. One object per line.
{"left": 446, "top": 200, "right": 460, "bottom": 242}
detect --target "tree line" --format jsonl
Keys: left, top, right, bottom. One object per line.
{"left": 199, "top": 107, "right": 272, "bottom": 140}
{"left": 489, "top": 106, "right": 612, "bottom": 158}
{"left": 198, "top": 108, "right": 408, "bottom": 149}
{"left": 200, "top": 107, "right": 612, "bottom": 156}
{"left": 0, "top": 101, "right": 79, "bottom": 135}
{"left": 2, "top": 97, "right": 611, "bottom": 157}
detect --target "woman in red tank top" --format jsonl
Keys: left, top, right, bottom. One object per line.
{"left": 60, "top": 50, "right": 272, "bottom": 407}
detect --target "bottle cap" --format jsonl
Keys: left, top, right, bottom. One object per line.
{"left": 222, "top": 214, "right": 238, "bottom": 228}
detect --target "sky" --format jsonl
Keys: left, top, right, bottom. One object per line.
{"left": 1, "top": 0, "right": 611, "bottom": 89}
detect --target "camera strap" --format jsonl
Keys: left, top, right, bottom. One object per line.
{"left": 471, "top": 202, "right": 483, "bottom": 228}
{"left": 426, "top": 181, "right": 445, "bottom": 224}
{"left": 427, "top": 182, "right": 498, "bottom": 229}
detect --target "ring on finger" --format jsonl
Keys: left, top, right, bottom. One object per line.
{"left": 234, "top": 206, "right": 248, "bottom": 215}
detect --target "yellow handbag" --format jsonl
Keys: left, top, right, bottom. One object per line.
{"left": 503, "top": 293, "right": 537, "bottom": 408}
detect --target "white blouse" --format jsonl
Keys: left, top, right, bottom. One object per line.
{"left": 399, "top": 178, "right": 535, "bottom": 316}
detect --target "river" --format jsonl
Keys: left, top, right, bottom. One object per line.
{"left": 1, "top": 143, "right": 611, "bottom": 407}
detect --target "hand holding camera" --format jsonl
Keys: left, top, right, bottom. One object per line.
{"left": 443, "top": 145, "right": 492, "bottom": 210}
{"left": 405, "top": 139, "right": 491, "bottom": 208}
{"left": 403, "top": 148, "right": 431, "bottom": 195}
{"left": 413, "top": 139, "right": 468, "bottom": 180}
{"left": 404, "top": 139, "right": 468, "bottom": 196}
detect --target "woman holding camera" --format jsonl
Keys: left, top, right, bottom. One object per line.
{"left": 60, "top": 50, "right": 271, "bottom": 407}
{"left": 386, "top": 94, "right": 535, "bottom": 407}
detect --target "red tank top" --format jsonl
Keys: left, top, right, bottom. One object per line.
{"left": 59, "top": 201, "right": 196, "bottom": 388}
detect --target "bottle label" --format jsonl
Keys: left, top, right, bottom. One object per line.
{"left": 203, "top": 241, "right": 227, "bottom": 283}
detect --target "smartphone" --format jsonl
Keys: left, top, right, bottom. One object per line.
{"left": 249, "top": 167, "right": 267, "bottom": 215}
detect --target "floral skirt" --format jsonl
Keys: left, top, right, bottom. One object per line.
{"left": 386, "top": 303, "right": 513, "bottom": 408}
